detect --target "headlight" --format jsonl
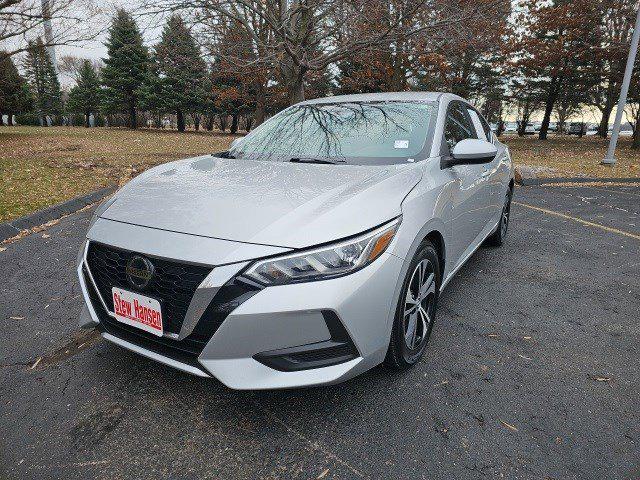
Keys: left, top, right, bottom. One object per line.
{"left": 242, "top": 218, "right": 400, "bottom": 286}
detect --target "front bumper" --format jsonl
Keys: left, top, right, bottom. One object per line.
{"left": 78, "top": 225, "right": 404, "bottom": 390}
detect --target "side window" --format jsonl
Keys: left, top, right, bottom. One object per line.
{"left": 479, "top": 112, "right": 493, "bottom": 141}
{"left": 467, "top": 108, "right": 492, "bottom": 142}
{"left": 444, "top": 102, "right": 477, "bottom": 152}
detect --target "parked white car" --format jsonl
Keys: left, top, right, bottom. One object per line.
{"left": 77, "top": 92, "right": 514, "bottom": 389}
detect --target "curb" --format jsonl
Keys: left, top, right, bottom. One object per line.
{"left": 0, "top": 185, "right": 117, "bottom": 242}
{"left": 518, "top": 177, "right": 640, "bottom": 186}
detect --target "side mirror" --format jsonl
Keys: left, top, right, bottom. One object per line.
{"left": 230, "top": 137, "right": 242, "bottom": 150}
{"left": 447, "top": 139, "right": 497, "bottom": 166}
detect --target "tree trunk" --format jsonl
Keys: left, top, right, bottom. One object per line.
{"left": 219, "top": 115, "right": 227, "bottom": 132}
{"left": 7, "top": 113, "right": 13, "bottom": 126}
{"left": 230, "top": 114, "right": 239, "bottom": 134}
{"left": 0, "top": 112, "right": 4, "bottom": 126}
{"left": 85, "top": 111, "right": 90, "bottom": 127}
{"left": 254, "top": 94, "right": 266, "bottom": 128}
{"left": 539, "top": 78, "right": 559, "bottom": 141}
{"left": 176, "top": 110, "right": 185, "bottom": 132}
{"left": 557, "top": 111, "right": 567, "bottom": 135}
{"left": 245, "top": 117, "right": 253, "bottom": 132}
{"left": 598, "top": 105, "right": 612, "bottom": 139}
{"left": 193, "top": 115, "right": 200, "bottom": 131}
{"left": 129, "top": 102, "right": 137, "bottom": 129}
{"left": 632, "top": 113, "right": 640, "bottom": 149}
{"left": 205, "top": 114, "right": 214, "bottom": 131}
{"left": 287, "top": 70, "right": 306, "bottom": 105}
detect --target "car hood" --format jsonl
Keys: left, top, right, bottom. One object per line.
{"left": 101, "top": 155, "right": 422, "bottom": 249}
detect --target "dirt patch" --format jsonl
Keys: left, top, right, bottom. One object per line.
{"left": 30, "top": 329, "right": 102, "bottom": 370}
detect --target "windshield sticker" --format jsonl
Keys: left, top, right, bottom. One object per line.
{"left": 394, "top": 140, "right": 409, "bottom": 149}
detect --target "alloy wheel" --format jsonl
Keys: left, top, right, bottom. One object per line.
{"left": 403, "top": 259, "right": 436, "bottom": 351}
{"left": 500, "top": 194, "right": 512, "bottom": 238}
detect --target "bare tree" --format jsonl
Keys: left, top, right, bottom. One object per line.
{"left": 58, "top": 54, "right": 101, "bottom": 81}
{"left": 0, "top": 0, "right": 100, "bottom": 60}
{"left": 140, "top": 0, "right": 506, "bottom": 105}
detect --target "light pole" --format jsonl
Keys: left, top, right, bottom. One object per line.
{"left": 40, "top": 0, "right": 57, "bottom": 69}
{"left": 602, "top": 6, "right": 640, "bottom": 165}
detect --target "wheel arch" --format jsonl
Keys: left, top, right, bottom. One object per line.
{"left": 423, "top": 230, "right": 446, "bottom": 279}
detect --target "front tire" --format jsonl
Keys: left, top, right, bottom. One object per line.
{"left": 486, "top": 189, "right": 512, "bottom": 247}
{"left": 385, "top": 240, "right": 441, "bottom": 369}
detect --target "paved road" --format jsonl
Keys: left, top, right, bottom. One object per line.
{"left": 1, "top": 185, "right": 638, "bottom": 480}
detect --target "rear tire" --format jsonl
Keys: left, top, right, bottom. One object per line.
{"left": 486, "top": 189, "right": 512, "bottom": 247}
{"left": 385, "top": 240, "right": 441, "bottom": 369}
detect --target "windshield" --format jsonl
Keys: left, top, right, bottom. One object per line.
{"left": 230, "top": 101, "right": 436, "bottom": 165}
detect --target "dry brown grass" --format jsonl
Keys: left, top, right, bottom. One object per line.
{"left": 0, "top": 126, "right": 236, "bottom": 222}
{"left": 1, "top": 126, "right": 639, "bottom": 223}
{"left": 503, "top": 134, "right": 640, "bottom": 179}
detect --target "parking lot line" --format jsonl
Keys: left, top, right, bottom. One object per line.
{"left": 513, "top": 201, "right": 640, "bottom": 240}
{"left": 582, "top": 186, "right": 640, "bottom": 197}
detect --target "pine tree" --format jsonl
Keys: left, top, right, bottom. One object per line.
{"left": 509, "top": 0, "right": 598, "bottom": 140}
{"left": 152, "top": 15, "right": 208, "bottom": 132}
{"left": 24, "top": 38, "right": 62, "bottom": 125}
{"left": 101, "top": 9, "right": 148, "bottom": 128}
{"left": 211, "top": 20, "right": 258, "bottom": 133}
{"left": 67, "top": 60, "right": 101, "bottom": 127}
{"left": 0, "top": 52, "right": 32, "bottom": 125}
{"left": 137, "top": 59, "right": 167, "bottom": 128}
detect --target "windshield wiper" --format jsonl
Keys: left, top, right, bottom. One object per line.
{"left": 289, "top": 157, "right": 341, "bottom": 165}
{"left": 214, "top": 150, "right": 236, "bottom": 159}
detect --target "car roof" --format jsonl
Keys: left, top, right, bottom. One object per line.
{"left": 298, "top": 91, "right": 445, "bottom": 106}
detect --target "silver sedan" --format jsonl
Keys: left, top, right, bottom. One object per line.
{"left": 77, "top": 92, "right": 514, "bottom": 389}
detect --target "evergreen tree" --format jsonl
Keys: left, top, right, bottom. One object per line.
{"left": 0, "top": 52, "right": 32, "bottom": 125}
{"left": 211, "top": 20, "right": 257, "bottom": 133}
{"left": 101, "top": 9, "right": 148, "bottom": 128}
{"left": 67, "top": 60, "right": 101, "bottom": 127}
{"left": 137, "top": 59, "right": 167, "bottom": 128}
{"left": 152, "top": 15, "right": 208, "bottom": 132}
{"left": 23, "top": 38, "right": 62, "bottom": 125}
{"left": 509, "top": 0, "right": 598, "bottom": 140}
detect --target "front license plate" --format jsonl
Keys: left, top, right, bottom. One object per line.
{"left": 112, "top": 287, "right": 163, "bottom": 336}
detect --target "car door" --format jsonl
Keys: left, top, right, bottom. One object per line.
{"left": 470, "top": 108, "right": 511, "bottom": 226}
{"left": 442, "top": 101, "right": 489, "bottom": 264}
{"left": 466, "top": 108, "right": 504, "bottom": 225}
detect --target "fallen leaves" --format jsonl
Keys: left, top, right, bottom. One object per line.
{"left": 504, "top": 135, "right": 640, "bottom": 180}
{"left": 0, "top": 125, "right": 234, "bottom": 223}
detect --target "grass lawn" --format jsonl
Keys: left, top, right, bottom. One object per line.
{"left": 504, "top": 134, "right": 640, "bottom": 179}
{"left": 0, "top": 126, "right": 235, "bottom": 222}
{"left": 1, "top": 126, "right": 639, "bottom": 223}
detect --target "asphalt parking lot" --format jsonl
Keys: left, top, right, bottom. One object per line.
{"left": 1, "top": 184, "right": 638, "bottom": 480}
